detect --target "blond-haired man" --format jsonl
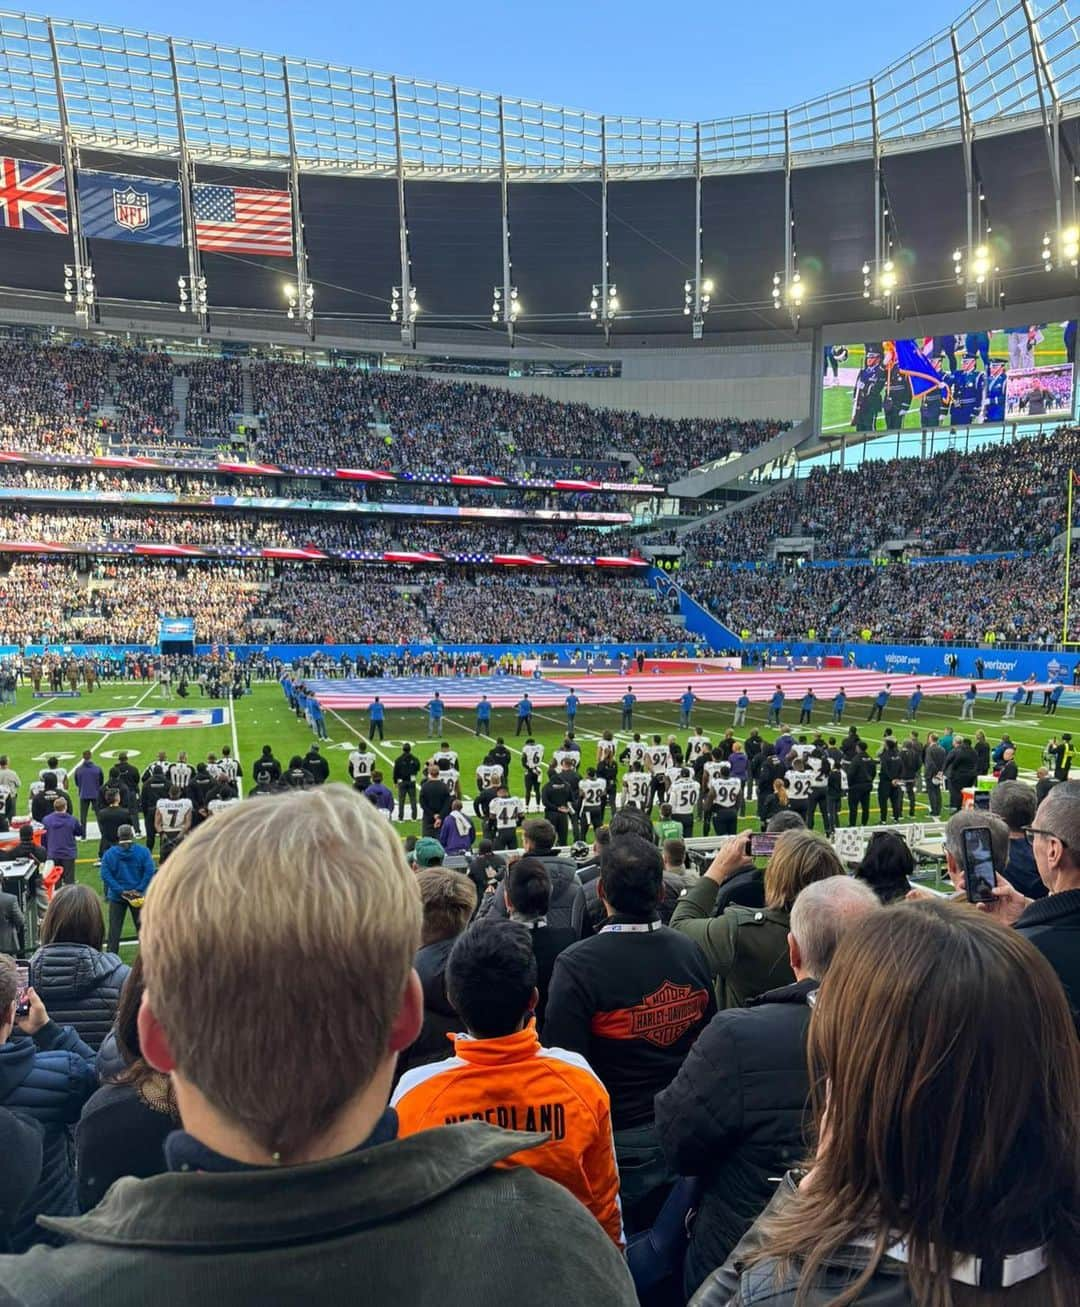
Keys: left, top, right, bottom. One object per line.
{"left": 0, "top": 785, "right": 634, "bottom": 1307}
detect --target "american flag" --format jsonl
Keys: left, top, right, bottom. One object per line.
{"left": 0, "top": 157, "right": 68, "bottom": 234}
{"left": 193, "top": 184, "right": 293, "bottom": 256}
{"left": 311, "top": 669, "right": 1064, "bottom": 712}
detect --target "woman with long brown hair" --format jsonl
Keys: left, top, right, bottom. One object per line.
{"left": 693, "top": 900, "right": 1080, "bottom": 1306}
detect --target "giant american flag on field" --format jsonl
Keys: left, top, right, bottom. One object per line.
{"left": 192, "top": 183, "right": 293, "bottom": 256}
{"left": 0, "top": 157, "right": 69, "bottom": 234}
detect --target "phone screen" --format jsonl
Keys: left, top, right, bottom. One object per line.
{"left": 962, "top": 827, "right": 997, "bottom": 903}
{"left": 750, "top": 833, "right": 778, "bottom": 858}
{"left": 14, "top": 962, "right": 29, "bottom": 1017}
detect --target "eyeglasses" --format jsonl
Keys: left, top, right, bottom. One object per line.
{"left": 1023, "top": 826, "right": 1066, "bottom": 848}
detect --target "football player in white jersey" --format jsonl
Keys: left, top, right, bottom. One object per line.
{"left": 621, "top": 764, "right": 651, "bottom": 811}
{"left": 38, "top": 757, "right": 69, "bottom": 790}
{"left": 475, "top": 761, "right": 504, "bottom": 792}
{"left": 578, "top": 768, "right": 608, "bottom": 837}
{"left": 707, "top": 764, "right": 742, "bottom": 836}
{"left": 489, "top": 785, "right": 525, "bottom": 851}
{"left": 348, "top": 740, "right": 377, "bottom": 791}
{"left": 686, "top": 727, "right": 712, "bottom": 764}
{"left": 155, "top": 785, "right": 193, "bottom": 860}
{"left": 430, "top": 742, "right": 459, "bottom": 772}
{"left": 622, "top": 734, "right": 647, "bottom": 768}
{"left": 521, "top": 739, "right": 544, "bottom": 810}
{"left": 668, "top": 768, "right": 700, "bottom": 837}
{"left": 784, "top": 758, "right": 814, "bottom": 822}
{"left": 168, "top": 753, "right": 193, "bottom": 792}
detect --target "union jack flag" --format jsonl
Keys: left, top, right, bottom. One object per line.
{"left": 0, "top": 157, "right": 68, "bottom": 234}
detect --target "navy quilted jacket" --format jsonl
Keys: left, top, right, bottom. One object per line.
{"left": 0, "top": 1022, "right": 97, "bottom": 1250}
{"left": 28, "top": 945, "right": 129, "bottom": 1053}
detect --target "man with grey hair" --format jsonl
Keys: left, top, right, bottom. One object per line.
{"left": 940, "top": 808, "right": 1011, "bottom": 896}
{"left": 988, "top": 780, "right": 1047, "bottom": 900}
{"left": 979, "top": 779, "right": 1080, "bottom": 1023}
{"left": 0, "top": 784, "right": 635, "bottom": 1307}
{"left": 655, "top": 875, "right": 880, "bottom": 1299}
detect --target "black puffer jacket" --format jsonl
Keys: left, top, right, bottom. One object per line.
{"left": 394, "top": 937, "right": 459, "bottom": 1085}
{"left": 28, "top": 945, "right": 130, "bottom": 1053}
{"left": 0, "top": 1022, "right": 97, "bottom": 1250}
{"left": 655, "top": 980, "right": 817, "bottom": 1299}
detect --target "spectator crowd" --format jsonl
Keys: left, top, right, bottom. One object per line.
{"left": 0, "top": 339, "right": 787, "bottom": 485}
{"left": 685, "top": 553, "right": 1071, "bottom": 644}
{"left": 0, "top": 777, "right": 1076, "bottom": 1306}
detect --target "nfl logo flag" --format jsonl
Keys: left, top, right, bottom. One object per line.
{"left": 78, "top": 171, "right": 183, "bottom": 246}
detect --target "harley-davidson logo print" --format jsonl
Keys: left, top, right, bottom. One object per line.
{"left": 590, "top": 980, "right": 709, "bottom": 1048}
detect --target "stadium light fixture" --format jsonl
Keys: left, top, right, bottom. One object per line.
{"left": 1043, "top": 226, "right": 1079, "bottom": 273}
{"left": 953, "top": 242, "right": 999, "bottom": 307}
{"left": 178, "top": 275, "right": 207, "bottom": 316}
{"left": 682, "top": 269, "right": 713, "bottom": 340}
{"left": 771, "top": 269, "right": 804, "bottom": 320}
{"left": 492, "top": 284, "right": 521, "bottom": 327}
{"left": 390, "top": 285, "right": 418, "bottom": 325}
{"left": 62, "top": 262, "right": 95, "bottom": 322}
{"left": 589, "top": 282, "right": 619, "bottom": 326}
{"left": 284, "top": 282, "right": 314, "bottom": 324}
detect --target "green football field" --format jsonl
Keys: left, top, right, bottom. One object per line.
{"left": 822, "top": 323, "right": 1071, "bottom": 436}
{"left": 5, "top": 677, "right": 1074, "bottom": 954}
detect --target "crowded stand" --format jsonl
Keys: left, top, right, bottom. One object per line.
{"left": 181, "top": 359, "right": 245, "bottom": 446}
{"left": 0, "top": 340, "right": 787, "bottom": 483}
{"left": 685, "top": 427, "right": 1080, "bottom": 563}
{"left": 0, "top": 463, "right": 632, "bottom": 514}
{"left": 686, "top": 553, "right": 1069, "bottom": 644}
{"left": 0, "top": 506, "right": 638, "bottom": 558}
{"left": 0, "top": 557, "right": 681, "bottom": 645}
{"left": 250, "top": 361, "right": 785, "bottom": 482}
{"left": 251, "top": 567, "right": 435, "bottom": 645}
{"left": 417, "top": 570, "right": 688, "bottom": 644}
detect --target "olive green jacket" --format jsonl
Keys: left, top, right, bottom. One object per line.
{"left": 670, "top": 876, "right": 795, "bottom": 1009}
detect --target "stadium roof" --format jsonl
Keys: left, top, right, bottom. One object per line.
{"left": 0, "top": 0, "right": 1078, "bottom": 178}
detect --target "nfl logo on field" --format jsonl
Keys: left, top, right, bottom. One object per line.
{"left": 4, "top": 707, "right": 229, "bottom": 734}
{"left": 113, "top": 187, "right": 150, "bottom": 231}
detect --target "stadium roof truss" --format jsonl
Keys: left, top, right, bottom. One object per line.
{"left": 0, "top": 0, "right": 1077, "bottom": 181}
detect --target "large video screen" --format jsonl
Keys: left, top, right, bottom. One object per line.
{"left": 821, "top": 323, "right": 1076, "bottom": 437}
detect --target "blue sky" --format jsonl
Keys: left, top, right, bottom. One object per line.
{"left": 59, "top": 0, "right": 951, "bottom": 120}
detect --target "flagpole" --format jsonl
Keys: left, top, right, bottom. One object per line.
{"left": 169, "top": 37, "right": 208, "bottom": 330}
{"left": 1065, "top": 467, "right": 1075, "bottom": 645}
{"left": 47, "top": 18, "right": 95, "bottom": 326}
{"left": 282, "top": 59, "right": 314, "bottom": 340}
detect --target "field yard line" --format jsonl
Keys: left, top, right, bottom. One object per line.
{"left": 324, "top": 706, "right": 397, "bottom": 770}
{"left": 529, "top": 708, "right": 634, "bottom": 743}
{"left": 85, "top": 683, "right": 158, "bottom": 755}
{"left": 440, "top": 712, "right": 524, "bottom": 755}
{"left": 230, "top": 702, "right": 243, "bottom": 797}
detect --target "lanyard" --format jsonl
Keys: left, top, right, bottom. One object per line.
{"left": 600, "top": 920, "right": 661, "bottom": 933}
